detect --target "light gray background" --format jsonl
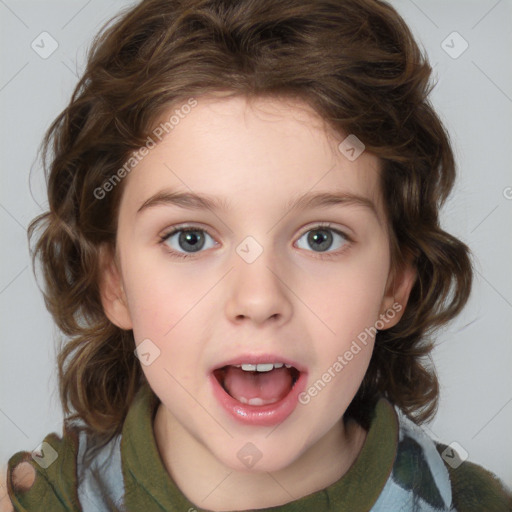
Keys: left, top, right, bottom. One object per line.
{"left": 1, "top": 0, "right": 511, "bottom": 490}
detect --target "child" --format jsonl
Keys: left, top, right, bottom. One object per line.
{"left": 4, "top": 0, "right": 511, "bottom": 510}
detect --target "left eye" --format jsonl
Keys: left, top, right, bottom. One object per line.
{"left": 295, "top": 226, "right": 349, "bottom": 253}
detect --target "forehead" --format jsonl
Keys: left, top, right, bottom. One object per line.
{"left": 119, "top": 95, "right": 385, "bottom": 221}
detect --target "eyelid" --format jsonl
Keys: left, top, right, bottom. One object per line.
{"left": 159, "top": 222, "right": 352, "bottom": 245}
{"left": 159, "top": 222, "right": 218, "bottom": 241}
{"left": 296, "top": 221, "right": 352, "bottom": 241}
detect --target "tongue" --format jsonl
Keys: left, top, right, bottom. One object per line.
{"left": 223, "top": 366, "right": 293, "bottom": 405}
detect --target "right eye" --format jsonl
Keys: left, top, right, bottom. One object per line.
{"left": 160, "top": 226, "right": 217, "bottom": 259}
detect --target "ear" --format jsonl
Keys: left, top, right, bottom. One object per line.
{"left": 378, "top": 257, "right": 417, "bottom": 329}
{"left": 98, "top": 245, "right": 133, "bottom": 330}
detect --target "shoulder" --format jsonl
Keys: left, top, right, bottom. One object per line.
{"left": 6, "top": 424, "right": 126, "bottom": 512}
{"left": 434, "top": 442, "right": 512, "bottom": 512}
{"left": 6, "top": 426, "right": 83, "bottom": 511}
{"left": 5, "top": 384, "right": 154, "bottom": 511}
{"left": 383, "top": 405, "right": 511, "bottom": 511}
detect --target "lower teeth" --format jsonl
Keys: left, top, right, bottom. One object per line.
{"left": 238, "top": 396, "right": 279, "bottom": 406}
{"left": 215, "top": 366, "right": 300, "bottom": 406}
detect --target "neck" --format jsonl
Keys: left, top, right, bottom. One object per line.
{"left": 153, "top": 405, "right": 367, "bottom": 511}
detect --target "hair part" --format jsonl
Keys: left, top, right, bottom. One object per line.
{"left": 29, "top": 0, "right": 472, "bottom": 444}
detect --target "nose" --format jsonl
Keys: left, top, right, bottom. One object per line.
{"left": 224, "top": 246, "right": 293, "bottom": 326}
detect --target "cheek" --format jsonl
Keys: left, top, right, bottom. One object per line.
{"left": 120, "top": 252, "right": 210, "bottom": 392}
{"left": 120, "top": 246, "right": 212, "bottom": 338}
{"left": 297, "top": 238, "right": 391, "bottom": 345}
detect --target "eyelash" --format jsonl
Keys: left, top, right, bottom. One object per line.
{"left": 158, "top": 223, "right": 352, "bottom": 261}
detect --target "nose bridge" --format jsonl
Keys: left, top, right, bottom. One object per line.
{"left": 225, "top": 234, "right": 293, "bottom": 325}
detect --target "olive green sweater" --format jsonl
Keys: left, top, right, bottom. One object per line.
{"left": 7, "top": 383, "right": 512, "bottom": 511}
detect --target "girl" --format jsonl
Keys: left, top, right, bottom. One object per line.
{"left": 5, "top": 0, "right": 511, "bottom": 510}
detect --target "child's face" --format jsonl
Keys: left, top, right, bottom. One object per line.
{"left": 103, "top": 95, "right": 413, "bottom": 473}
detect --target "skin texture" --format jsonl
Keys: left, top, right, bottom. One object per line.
{"left": 98, "top": 95, "right": 416, "bottom": 511}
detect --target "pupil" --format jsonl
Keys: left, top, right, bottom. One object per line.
{"left": 308, "top": 229, "right": 332, "bottom": 251}
{"left": 179, "top": 231, "right": 204, "bottom": 252}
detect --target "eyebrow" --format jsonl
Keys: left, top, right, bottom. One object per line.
{"left": 137, "top": 189, "right": 378, "bottom": 218}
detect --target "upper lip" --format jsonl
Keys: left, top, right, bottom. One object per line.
{"left": 210, "top": 354, "right": 308, "bottom": 373}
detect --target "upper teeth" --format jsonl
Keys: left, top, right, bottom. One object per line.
{"left": 237, "top": 363, "right": 291, "bottom": 372}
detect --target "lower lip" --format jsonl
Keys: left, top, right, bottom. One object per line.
{"left": 210, "top": 371, "right": 307, "bottom": 427}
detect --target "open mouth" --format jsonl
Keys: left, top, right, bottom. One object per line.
{"left": 213, "top": 363, "right": 301, "bottom": 406}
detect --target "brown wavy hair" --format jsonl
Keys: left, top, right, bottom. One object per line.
{"left": 28, "top": 0, "right": 472, "bottom": 445}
